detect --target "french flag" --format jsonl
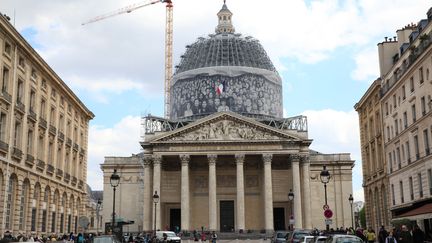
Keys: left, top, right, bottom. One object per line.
{"left": 216, "top": 80, "right": 225, "bottom": 95}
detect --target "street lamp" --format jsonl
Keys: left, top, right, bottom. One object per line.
{"left": 288, "top": 189, "right": 294, "bottom": 230}
{"left": 153, "top": 191, "right": 160, "bottom": 235}
{"left": 96, "top": 199, "right": 102, "bottom": 235}
{"left": 320, "top": 165, "right": 331, "bottom": 231}
{"left": 110, "top": 169, "right": 120, "bottom": 234}
{"left": 348, "top": 194, "right": 354, "bottom": 229}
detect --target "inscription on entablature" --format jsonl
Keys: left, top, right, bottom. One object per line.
{"left": 217, "top": 175, "right": 236, "bottom": 187}
{"left": 245, "top": 175, "right": 259, "bottom": 187}
{"left": 165, "top": 144, "right": 283, "bottom": 152}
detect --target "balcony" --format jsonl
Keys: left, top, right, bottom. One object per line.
{"left": 73, "top": 143, "right": 79, "bottom": 151}
{"left": 46, "top": 164, "right": 55, "bottom": 175}
{"left": 49, "top": 125, "right": 57, "bottom": 136}
{"left": 0, "top": 140, "right": 8, "bottom": 153}
{"left": 28, "top": 109, "right": 37, "bottom": 122}
{"left": 64, "top": 173, "right": 71, "bottom": 182}
{"left": 66, "top": 138, "right": 72, "bottom": 147}
{"left": 36, "top": 159, "right": 45, "bottom": 171}
{"left": 12, "top": 147, "right": 23, "bottom": 160}
{"left": 58, "top": 132, "right": 65, "bottom": 142}
{"left": 71, "top": 176, "right": 77, "bottom": 185}
{"left": 56, "top": 168, "right": 63, "bottom": 178}
{"left": 0, "top": 91, "right": 12, "bottom": 104}
{"left": 15, "top": 101, "right": 25, "bottom": 114}
{"left": 25, "top": 154, "right": 35, "bottom": 167}
{"left": 39, "top": 117, "right": 47, "bottom": 129}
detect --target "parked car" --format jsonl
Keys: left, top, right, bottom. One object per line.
{"left": 313, "top": 236, "right": 328, "bottom": 242}
{"left": 155, "top": 231, "right": 181, "bottom": 243}
{"left": 325, "top": 234, "right": 364, "bottom": 243}
{"left": 273, "top": 231, "right": 290, "bottom": 243}
{"left": 93, "top": 235, "right": 122, "bottom": 243}
{"left": 299, "top": 235, "right": 315, "bottom": 242}
{"left": 287, "top": 230, "right": 312, "bottom": 243}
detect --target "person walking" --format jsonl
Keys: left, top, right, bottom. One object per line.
{"left": 412, "top": 225, "right": 425, "bottom": 243}
{"left": 385, "top": 230, "right": 397, "bottom": 243}
{"left": 398, "top": 225, "right": 413, "bottom": 243}
{"left": 379, "top": 226, "right": 388, "bottom": 243}
{"left": 366, "top": 228, "right": 376, "bottom": 243}
{"left": 210, "top": 231, "right": 217, "bottom": 243}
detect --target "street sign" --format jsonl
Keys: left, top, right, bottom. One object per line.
{"left": 325, "top": 219, "right": 333, "bottom": 225}
{"left": 323, "top": 204, "right": 329, "bottom": 210}
{"left": 324, "top": 209, "right": 333, "bottom": 218}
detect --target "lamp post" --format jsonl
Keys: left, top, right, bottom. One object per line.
{"left": 110, "top": 169, "right": 120, "bottom": 234}
{"left": 348, "top": 194, "right": 354, "bottom": 229}
{"left": 288, "top": 189, "right": 294, "bottom": 230}
{"left": 320, "top": 165, "right": 331, "bottom": 231}
{"left": 153, "top": 191, "right": 160, "bottom": 235}
{"left": 96, "top": 199, "right": 102, "bottom": 235}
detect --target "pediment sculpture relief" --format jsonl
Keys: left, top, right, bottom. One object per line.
{"left": 167, "top": 119, "right": 282, "bottom": 141}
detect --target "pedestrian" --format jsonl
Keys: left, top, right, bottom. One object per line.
{"left": 385, "top": 230, "right": 397, "bottom": 243}
{"left": 0, "top": 231, "right": 13, "bottom": 243}
{"left": 412, "top": 225, "right": 424, "bottom": 243}
{"left": 398, "top": 225, "right": 413, "bottom": 243}
{"left": 379, "top": 225, "right": 388, "bottom": 243}
{"left": 211, "top": 231, "right": 217, "bottom": 243}
{"left": 76, "top": 233, "right": 84, "bottom": 243}
{"left": 366, "top": 228, "right": 376, "bottom": 243}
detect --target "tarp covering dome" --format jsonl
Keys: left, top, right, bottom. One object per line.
{"left": 169, "top": 3, "right": 283, "bottom": 121}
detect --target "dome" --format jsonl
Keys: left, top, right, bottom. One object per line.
{"left": 169, "top": 3, "right": 283, "bottom": 121}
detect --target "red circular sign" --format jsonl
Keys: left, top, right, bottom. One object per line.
{"left": 324, "top": 209, "right": 333, "bottom": 218}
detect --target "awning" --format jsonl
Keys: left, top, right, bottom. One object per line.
{"left": 394, "top": 203, "right": 432, "bottom": 218}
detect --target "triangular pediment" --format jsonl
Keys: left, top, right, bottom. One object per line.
{"left": 149, "top": 112, "right": 304, "bottom": 143}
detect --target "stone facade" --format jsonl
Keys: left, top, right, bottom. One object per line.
{"left": 101, "top": 112, "right": 355, "bottom": 233}
{"left": 0, "top": 13, "right": 94, "bottom": 235}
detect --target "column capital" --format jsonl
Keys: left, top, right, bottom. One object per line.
{"left": 235, "top": 154, "right": 245, "bottom": 164}
{"left": 143, "top": 156, "right": 152, "bottom": 167}
{"left": 300, "top": 155, "right": 310, "bottom": 163}
{"left": 207, "top": 154, "right": 217, "bottom": 165}
{"left": 262, "top": 153, "right": 273, "bottom": 164}
{"left": 180, "top": 154, "right": 190, "bottom": 165}
{"left": 153, "top": 154, "right": 162, "bottom": 165}
{"left": 290, "top": 154, "right": 301, "bottom": 162}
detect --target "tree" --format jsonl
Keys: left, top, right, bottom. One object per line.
{"left": 359, "top": 206, "right": 366, "bottom": 228}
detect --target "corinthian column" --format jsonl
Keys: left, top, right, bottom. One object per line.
{"left": 291, "top": 155, "right": 303, "bottom": 229}
{"left": 235, "top": 154, "right": 245, "bottom": 232}
{"left": 263, "top": 153, "right": 274, "bottom": 232}
{"left": 180, "top": 154, "right": 190, "bottom": 231}
{"left": 153, "top": 154, "right": 162, "bottom": 230}
{"left": 301, "top": 156, "right": 312, "bottom": 229}
{"left": 208, "top": 154, "right": 217, "bottom": 231}
{"left": 142, "top": 156, "right": 152, "bottom": 231}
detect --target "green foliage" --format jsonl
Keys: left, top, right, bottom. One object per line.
{"left": 359, "top": 206, "right": 366, "bottom": 228}
{"left": 392, "top": 218, "right": 414, "bottom": 229}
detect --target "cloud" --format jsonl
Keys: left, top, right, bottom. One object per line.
{"left": 87, "top": 115, "right": 142, "bottom": 190}
{"left": 351, "top": 48, "right": 380, "bottom": 82}
{"left": 302, "top": 109, "right": 364, "bottom": 201}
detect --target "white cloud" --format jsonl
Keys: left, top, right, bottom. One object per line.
{"left": 351, "top": 48, "right": 380, "bottom": 82}
{"left": 302, "top": 109, "right": 364, "bottom": 201}
{"left": 87, "top": 115, "right": 142, "bottom": 190}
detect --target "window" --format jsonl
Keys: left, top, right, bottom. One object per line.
{"left": 51, "top": 212, "right": 56, "bottom": 232}
{"left": 424, "top": 129, "right": 430, "bottom": 156}
{"left": 406, "top": 141, "right": 411, "bottom": 163}
{"left": 395, "top": 120, "right": 399, "bottom": 135}
{"left": 410, "top": 77, "right": 415, "bottom": 92}
{"left": 5, "top": 178, "right": 15, "bottom": 229}
{"left": 29, "top": 90, "right": 36, "bottom": 112}
{"left": 409, "top": 177, "right": 414, "bottom": 200}
{"left": 0, "top": 113, "right": 6, "bottom": 142}
{"left": 40, "top": 98, "right": 46, "bottom": 119}
{"left": 14, "top": 121, "right": 21, "bottom": 147}
{"left": 74, "top": 127, "right": 78, "bottom": 142}
{"left": 389, "top": 152, "right": 393, "bottom": 172}
{"left": 414, "top": 135, "right": 420, "bottom": 160}
{"left": 37, "top": 136, "right": 44, "bottom": 159}
{"left": 403, "top": 111, "right": 408, "bottom": 128}
{"left": 2, "top": 66, "right": 9, "bottom": 92}
{"left": 420, "top": 67, "right": 424, "bottom": 84}
{"left": 4, "top": 41, "right": 11, "bottom": 56}
{"left": 31, "top": 68, "right": 37, "bottom": 80}
{"left": 19, "top": 183, "right": 28, "bottom": 230}
{"left": 27, "top": 130, "right": 33, "bottom": 154}
{"left": 48, "top": 142, "right": 53, "bottom": 163}
{"left": 41, "top": 79, "right": 47, "bottom": 90}
{"left": 400, "top": 180, "right": 404, "bottom": 203}
{"left": 18, "top": 57, "right": 25, "bottom": 68}
{"left": 50, "top": 107, "right": 55, "bottom": 125}
{"left": 402, "top": 85, "right": 406, "bottom": 100}
{"left": 412, "top": 104, "right": 417, "bottom": 122}
{"left": 16, "top": 79, "right": 24, "bottom": 103}
{"left": 41, "top": 209, "right": 47, "bottom": 232}
{"left": 419, "top": 173, "right": 423, "bottom": 198}
{"left": 393, "top": 95, "right": 397, "bottom": 108}
{"left": 385, "top": 102, "right": 389, "bottom": 115}
{"left": 428, "top": 169, "right": 432, "bottom": 195}
{"left": 397, "top": 147, "right": 401, "bottom": 169}
{"left": 59, "top": 115, "right": 64, "bottom": 132}
{"left": 421, "top": 96, "right": 426, "bottom": 115}
{"left": 427, "top": 68, "right": 430, "bottom": 81}
{"left": 387, "top": 126, "right": 390, "bottom": 141}
{"left": 391, "top": 184, "right": 395, "bottom": 205}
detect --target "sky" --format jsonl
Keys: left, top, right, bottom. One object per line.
{"left": 2, "top": 0, "right": 432, "bottom": 202}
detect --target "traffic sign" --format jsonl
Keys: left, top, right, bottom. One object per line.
{"left": 323, "top": 204, "right": 329, "bottom": 210}
{"left": 324, "top": 209, "right": 333, "bottom": 218}
{"left": 325, "top": 219, "right": 333, "bottom": 225}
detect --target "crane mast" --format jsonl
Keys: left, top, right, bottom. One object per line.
{"left": 164, "top": 1, "right": 173, "bottom": 119}
{"left": 82, "top": 0, "right": 173, "bottom": 119}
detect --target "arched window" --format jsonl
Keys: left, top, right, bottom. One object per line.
{"left": 5, "top": 177, "right": 16, "bottom": 230}
{"left": 19, "top": 182, "right": 29, "bottom": 230}
{"left": 31, "top": 185, "right": 40, "bottom": 231}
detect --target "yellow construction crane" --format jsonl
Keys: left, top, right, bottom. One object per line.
{"left": 82, "top": 0, "right": 173, "bottom": 119}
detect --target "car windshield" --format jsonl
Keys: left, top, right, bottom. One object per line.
{"left": 294, "top": 232, "right": 310, "bottom": 239}
{"left": 94, "top": 237, "right": 114, "bottom": 243}
{"left": 277, "top": 233, "right": 287, "bottom": 238}
{"left": 316, "top": 238, "right": 327, "bottom": 242}
{"left": 335, "top": 237, "right": 362, "bottom": 243}
{"left": 166, "top": 232, "right": 176, "bottom": 237}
